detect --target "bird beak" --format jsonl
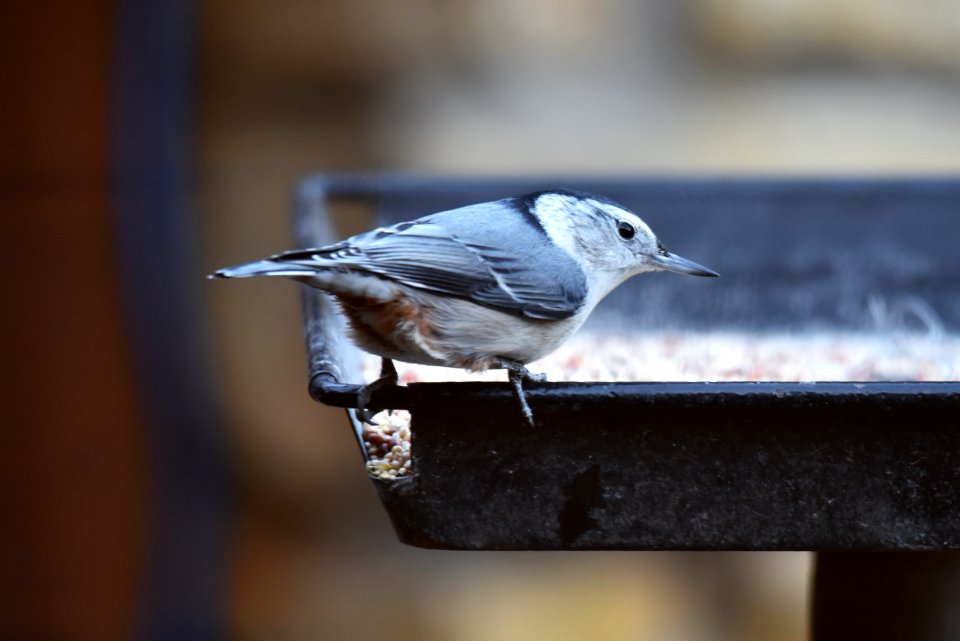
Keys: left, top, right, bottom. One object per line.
{"left": 651, "top": 251, "right": 719, "bottom": 277}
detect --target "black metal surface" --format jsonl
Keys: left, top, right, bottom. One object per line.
{"left": 295, "top": 172, "right": 960, "bottom": 550}
{"left": 293, "top": 180, "right": 354, "bottom": 396}
{"left": 371, "top": 381, "right": 960, "bottom": 550}
{"left": 292, "top": 178, "right": 368, "bottom": 451}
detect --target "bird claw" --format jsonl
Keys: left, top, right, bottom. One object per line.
{"left": 355, "top": 404, "right": 379, "bottom": 425}
{"left": 524, "top": 370, "right": 548, "bottom": 384}
{"left": 356, "top": 358, "right": 399, "bottom": 424}
{"left": 507, "top": 371, "right": 536, "bottom": 429}
{"left": 498, "top": 358, "right": 544, "bottom": 428}
{"left": 358, "top": 357, "right": 543, "bottom": 427}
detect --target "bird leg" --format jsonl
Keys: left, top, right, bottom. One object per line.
{"left": 497, "top": 358, "right": 546, "bottom": 428}
{"left": 356, "top": 358, "right": 399, "bottom": 424}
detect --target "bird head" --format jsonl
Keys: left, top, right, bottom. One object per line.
{"left": 528, "top": 190, "right": 718, "bottom": 299}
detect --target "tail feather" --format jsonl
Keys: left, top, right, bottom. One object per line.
{"left": 211, "top": 256, "right": 399, "bottom": 302}
{"left": 209, "top": 260, "right": 317, "bottom": 280}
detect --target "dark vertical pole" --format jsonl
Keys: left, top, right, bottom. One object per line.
{"left": 813, "top": 553, "right": 960, "bottom": 640}
{"left": 112, "top": 1, "right": 230, "bottom": 638}
{"left": 1, "top": 4, "right": 148, "bottom": 639}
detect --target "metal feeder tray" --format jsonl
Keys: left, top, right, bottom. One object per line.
{"left": 294, "top": 173, "right": 960, "bottom": 552}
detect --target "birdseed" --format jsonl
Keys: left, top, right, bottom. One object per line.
{"left": 360, "top": 330, "right": 960, "bottom": 479}
{"left": 363, "top": 410, "right": 412, "bottom": 480}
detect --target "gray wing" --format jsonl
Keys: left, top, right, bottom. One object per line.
{"left": 274, "top": 199, "right": 588, "bottom": 320}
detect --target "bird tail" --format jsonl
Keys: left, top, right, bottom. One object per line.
{"left": 208, "top": 260, "right": 317, "bottom": 280}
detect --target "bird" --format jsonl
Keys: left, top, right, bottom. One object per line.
{"left": 211, "top": 189, "right": 718, "bottom": 427}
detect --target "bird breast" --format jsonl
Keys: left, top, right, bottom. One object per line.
{"left": 334, "top": 286, "right": 588, "bottom": 371}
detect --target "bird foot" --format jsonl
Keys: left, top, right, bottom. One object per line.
{"left": 523, "top": 370, "right": 548, "bottom": 384}
{"left": 497, "top": 358, "right": 545, "bottom": 428}
{"left": 357, "top": 358, "right": 399, "bottom": 424}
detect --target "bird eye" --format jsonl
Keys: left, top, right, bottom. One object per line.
{"left": 617, "top": 221, "right": 635, "bottom": 240}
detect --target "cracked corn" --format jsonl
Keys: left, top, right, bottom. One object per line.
{"left": 363, "top": 410, "right": 412, "bottom": 480}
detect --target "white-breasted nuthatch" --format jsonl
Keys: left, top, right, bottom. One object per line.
{"left": 212, "top": 189, "right": 718, "bottom": 426}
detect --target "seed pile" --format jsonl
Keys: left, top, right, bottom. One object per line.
{"left": 359, "top": 331, "right": 960, "bottom": 480}
{"left": 362, "top": 410, "right": 412, "bottom": 480}
{"left": 363, "top": 331, "right": 960, "bottom": 384}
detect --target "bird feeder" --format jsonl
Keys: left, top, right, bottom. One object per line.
{"left": 294, "top": 173, "right": 960, "bottom": 634}
{"left": 296, "top": 172, "right": 960, "bottom": 548}
{"left": 295, "top": 174, "right": 960, "bottom": 640}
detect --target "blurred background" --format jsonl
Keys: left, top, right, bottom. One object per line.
{"left": 4, "top": 1, "right": 960, "bottom": 639}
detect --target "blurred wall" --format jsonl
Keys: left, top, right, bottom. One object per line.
{"left": 5, "top": 0, "right": 958, "bottom": 638}
{"left": 5, "top": 0, "right": 951, "bottom": 639}
{"left": 198, "top": 2, "right": 960, "bottom": 640}
{"left": 199, "top": 1, "right": 960, "bottom": 639}
{"left": 1, "top": 4, "right": 148, "bottom": 639}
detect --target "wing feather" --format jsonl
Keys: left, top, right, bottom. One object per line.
{"left": 275, "top": 201, "right": 587, "bottom": 320}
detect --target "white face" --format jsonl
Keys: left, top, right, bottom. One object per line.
{"left": 532, "top": 190, "right": 718, "bottom": 303}
{"left": 533, "top": 192, "right": 662, "bottom": 279}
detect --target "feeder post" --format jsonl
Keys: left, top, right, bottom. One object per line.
{"left": 813, "top": 552, "right": 960, "bottom": 640}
